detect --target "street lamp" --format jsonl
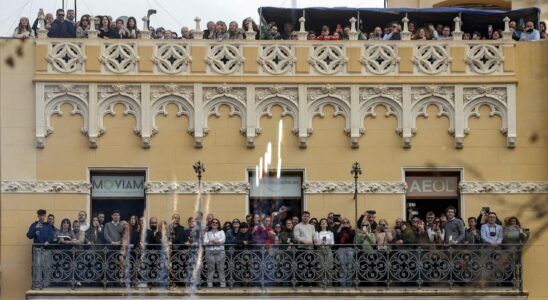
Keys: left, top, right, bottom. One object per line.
{"left": 193, "top": 161, "right": 205, "bottom": 214}
{"left": 351, "top": 162, "right": 362, "bottom": 225}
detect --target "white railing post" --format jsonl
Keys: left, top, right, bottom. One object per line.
{"left": 193, "top": 17, "right": 204, "bottom": 40}
{"left": 401, "top": 15, "right": 411, "bottom": 40}
{"left": 502, "top": 16, "right": 512, "bottom": 40}
{"left": 87, "top": 15, "right": 98, "bottom": 38}
{"left": 37, "top": 14, "right": 48, "bottom": 39}
{"left": 452, "top": 16, "right": 463, "bottom": 40}
{"left": 297, "top": 17, "right": 307, "bottom": 40}
{"left": 348, "top": 17, "right": 359, "bottom": 40}
{"left": 141, "top": 16, "right": 151, "bottom": 39}
{"left": 245, "top": 22, "right": 256, "bottom": 40}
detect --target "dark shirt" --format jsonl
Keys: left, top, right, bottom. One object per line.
{"left": 335, "top": 227, "right": 356, "bottom": 248}
{"left": 145, "top": 229, "right": 162, "bottom": 250}
{"left": 464, "top": 228, "right": 482, "bottom": 245}
{"left": 235, "top": 231, "right": 252, "bottom": 249}
{"left": 85, "top": 227, "right": 106, "bottom": 245}
{"left": 170, "top": 224, "right": 186, "bottom": 249}
{"left": 26, "top": 221, "right": 55, "bottom": 244}
{"left": 98, "top": 27, "right": 115, "bottom": 39}
{"left": 48, "top": 19, "right": 75, "bottom": 38}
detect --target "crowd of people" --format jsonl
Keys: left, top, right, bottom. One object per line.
{"left": 12, "top": 8, "right": 547, "bottom": 41}
{"left": 28, "top": 206, "right": 529, "bottom": 287}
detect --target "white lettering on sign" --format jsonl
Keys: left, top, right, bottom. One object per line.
{"left": 249, "top": 174, "right": 302, "bottom": 198}
{"left": 406, "top": 176, "right": 458, "bottom": 198}
{"left": 91, "top": 175, "right": 145, "bottom": 198}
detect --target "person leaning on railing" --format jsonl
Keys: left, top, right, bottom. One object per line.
{"left": 503, "top": 216, "right": 530, "bottom": 245}
{"left": 48, "top": 9, "right": 76, "bottom": 38}
{"left": 85, "top": 216, "right": 105, "bottom": 246}
{"left": 481, "top": 212, "right": 503, "bottom": 247}
{"left": 13, "top": 17, "right": 35, "bottom": 38}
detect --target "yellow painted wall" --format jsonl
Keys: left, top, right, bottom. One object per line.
{"left": 1, "top": 39, "right": 548, "bottom": 299}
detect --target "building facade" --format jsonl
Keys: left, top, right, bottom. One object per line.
{"left": 1, "top": 16, "right": 547, "bottom": 300}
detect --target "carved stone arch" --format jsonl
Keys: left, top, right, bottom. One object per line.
{"left": 256, "top": 96, "right": 299, "bottom": 134}
{"left": 411, "top": 96, "right": 456, "bottom": 135}
{"left": 44, "top": 94, "right": 89, "bottom": 137}
{"left": 307, "top": 96, "right": 351, "bottom": 135}
{"left": 203, "top": 95, "right": 247, "bottom": 134}
{"left": 97, "top": 95, "right": 141, "bottom": 136}
{"left": 150, "top": 95, "right": 194, "bottom": 136}
{"left": 360, "top": 96, "right": 403, "bottom": 135}
{"left": 463, "top": 96, "right": 507, "bottom": 135}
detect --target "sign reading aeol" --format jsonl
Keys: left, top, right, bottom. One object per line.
{"left": 91, "top": 176, "right": 145, "bottom": 197}
{"left": 250, "top": 174, "right": 302, "bottom": 198}
{"left": 405, "top": 176, "right": 459, "bottom": 198}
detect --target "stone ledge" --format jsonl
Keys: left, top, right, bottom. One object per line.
{"left": 26, "top": 288, "right": 529, "bottom": 299}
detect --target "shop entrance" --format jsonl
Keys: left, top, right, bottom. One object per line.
{"left": 405, "top": 170, "right": 461, "bottom": 220}
{"left": 90, "top": 171, "right": 146, "bottom": 223}
{"left": 248, "top": 170, "right": 303, "bottom": 223}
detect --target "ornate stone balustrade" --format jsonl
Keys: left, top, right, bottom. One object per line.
{"left": 36, "top": 39, "right": 514, "bottom": 77}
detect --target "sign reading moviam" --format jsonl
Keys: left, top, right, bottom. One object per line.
{"left": 91, "top": 176, "right": 145, "bottom": 198}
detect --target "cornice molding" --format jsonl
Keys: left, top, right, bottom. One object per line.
{"left": 459, "top": 181, "right": 548, "bottom": 194}
{"left": 3, "top": 181, "right": 545, "bottom": 195}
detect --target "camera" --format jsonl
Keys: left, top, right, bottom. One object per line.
{"left": 333, "top": 214, "right": 341, "bottom": 223}
{"left": 482, "top": 207, "right": 490, "bottom": 213}
{"left": 489, "top": 232, "right": 496, "bottom": 237}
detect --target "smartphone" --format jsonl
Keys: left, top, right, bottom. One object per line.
{"left": 482, "top": 207, "right": 490, "bottom": 213}
{"left": 488, "top": 25, "right": 493, "bottom": 33}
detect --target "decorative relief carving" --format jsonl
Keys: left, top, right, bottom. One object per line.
{"left": 410, "top": 86, "right": 455, "bottom": 136}
{"left": 43, "top": 84, "right": 89, "bottom": 137}
{"left": 1, "top": 181, "right": 91, "bottom": 193}
{"left": 150, "top": 84, "right": 193, "bottom": 101}
{"left": 465, "top": 44, "right": 504, "bottom": 74}
{"left": 308, "top": 45, "right": 347, "bottom": 75}
{"left": 255, "top": 87, "right": 299, "bottom": 134}
{"left": 46, "top": 42, "right": 86, "bottom": 73}
{"left": 308, "top": 85, "right": 350, "bottom": 102}
{"left": 360, "top": 86, "right": 403, "bottom": 104}
{"left": 361, "top": 44, "right": 399, "bottom": 75}
{"left": 150, "top": 86, "right": 194, "bottom": 135}
{"left": 204, "top": 84, "right": 245, "bottom": 102}
{"left": 145, "top": 181, "right": 250, "bottom": 194}
{"left": 256, "top": 86, "right": 298, "bottom": 102}
{"left": 98, "top": 84, "right": 141, "bottom": 101}
{"left": 99, "top": 43, "right": 139, "bottom": 73}
{"left": 463, "top": 86, "right": 506, "bottom": 103}
{"left": 302, "top": 181, "right": 408, "bottom": 194}
{"left": 257, "top": 45, "right": 295, "bottom": 75}
{"left": 97, "top": 84, "right": 142, "bottom": 136}
{"left": 152, "top": 44, "right": 192, "bottom": 74}
{"left": 360, "top": 86, "right": 404, "bottom": 134}
{"left": 412, "top": 45, "right": 451, "bottom": 75}
{"left": 3, "top": 181, "right": 545, "bottom": 195}
{"left": 203, "top": 85, "right": 247, "bottom": 134}
{"left": 412, "top": 86, "right": 454, "bottom": 103}
{"left": 462, "top": 86, "right": 508, "bottom": 138}
{"left": 459, "top": 182, "right": 548, "bottom": 194}
{"left": 205, "top": 45, "right": 243, "bottom": 75}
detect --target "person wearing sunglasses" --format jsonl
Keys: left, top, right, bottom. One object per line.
{"left": 204, "top": 218, "right": 226, "bottom": 288}
{"left": 48, "top": 8, "right": 76, "bottom": 38}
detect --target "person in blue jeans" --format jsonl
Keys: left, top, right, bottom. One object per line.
{"left": 27, "top": 209, "right": 55, "bottom": 288}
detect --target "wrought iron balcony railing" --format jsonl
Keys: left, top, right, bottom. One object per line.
{"left": 31, "top": 244, "right": 523, "bottom": 291}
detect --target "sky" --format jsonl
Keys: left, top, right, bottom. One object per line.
{"left": 0, "top": 0, "right": 384, "bottom": 37}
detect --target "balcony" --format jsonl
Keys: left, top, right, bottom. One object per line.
{"left": 30, "top": 244, "right": 525, "bottom": 297}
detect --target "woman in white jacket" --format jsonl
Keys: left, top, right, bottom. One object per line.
{"left": 204, "top": 218, "right": 226, "bottom": 287}
{"left": 13, "top": 17, "right": 35, "bottom": 38}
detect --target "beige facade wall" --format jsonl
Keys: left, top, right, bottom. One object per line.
{"left": 1, "top": 39, "right": 547, "bottom": 299}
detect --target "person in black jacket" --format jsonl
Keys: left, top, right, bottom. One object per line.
{"left": 145, "top": 217, "right": 162, "bottom": 250}
{"left": 48, "top": 9, "right": 75, "bottom": 38}
{"left": 98, "top": 16, "right": 114, "bottom": 38}
{"left": 335, "top": 218, "right": 356, "bottom": 287}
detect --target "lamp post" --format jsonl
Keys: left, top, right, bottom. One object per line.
{"left": 193, "top": 161, "right": 205, "bottom": 214}
{"left": 351, "top": 162, "right": 362, "bottom": 225}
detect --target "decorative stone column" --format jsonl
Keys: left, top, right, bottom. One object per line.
{"left": 502, "top": 17, "right": 512, "bottom": 40}
{"left": 297, "top": 17, "right": 307, "bottom": 41}
{"left": 37, "top": 15, "right": 48, "bottom": 39}
{"left": 141, "top": 16, "right": 151, "bottom": 39}
{"left": 452, "top": 16, "right": 463, "bottom": 40}
{"left": 401, "top": 16, "right": 412, "bottom": 41}
{"left": 87, "top": 15, "right": 98, "bottom": 38}
{"left": 348, "top": 17, "right": 359, "bottom": 40}
{"left": 245, "top": 22, "right": 256, "bottom": 40}
{"left": 193, "top": 17, "right": 204, "bottom": 40}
